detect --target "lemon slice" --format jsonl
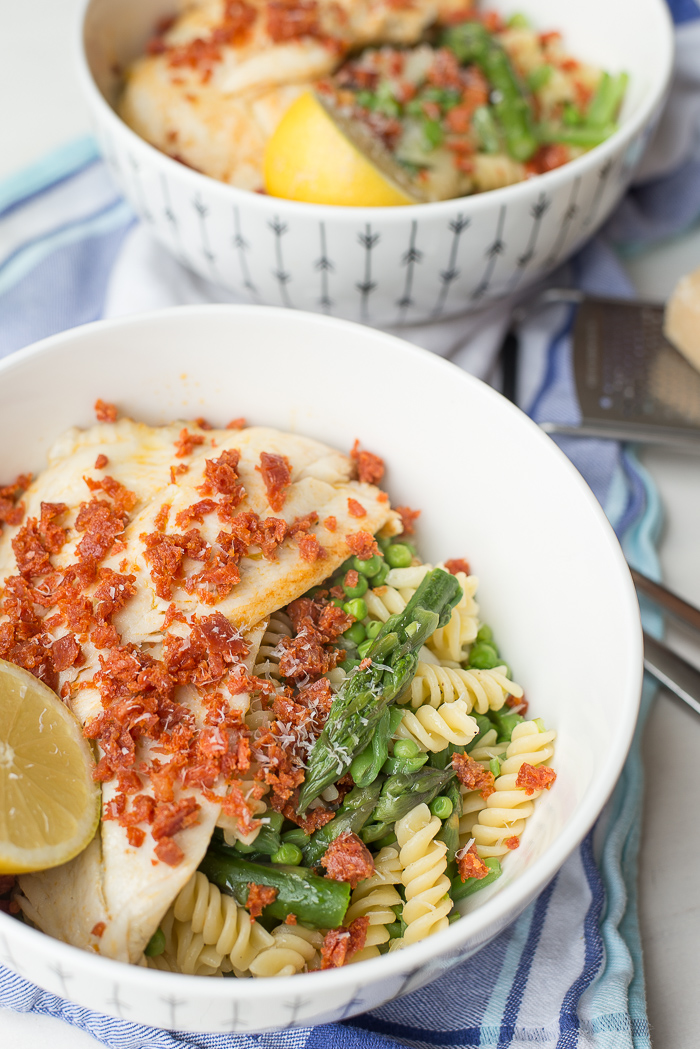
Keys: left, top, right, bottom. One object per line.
{"left": 264, "top": 90, "right": 420, "bottom": 207}
{"left": 0, "top": 659, "right": 100, "bottom": 875}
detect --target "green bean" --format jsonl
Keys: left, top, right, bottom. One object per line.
{"left": 373, "top": 765, "right": 454, "bottom": 824}
{"left": 351, "top": 707, "right": 393, "bottom": 787}
{"left": 536, "top": 123, "right": 616, "bottom": 147}
{"left": 381, "top": 752, "right": 429, "bottom": 776}
{"left": 443, "top": 22, "right": 538, "bottom": 161}
{"left": 299, "top": 568, "right": 462, "bottom": 809}
{"left": 488, "top": 709, "right": 524, "bottom": 743}
{"left": 281, "top": 828, "right": 310, "bottom": 849}
{"left": 144, "top": 927, "right": 166, "bottom": 957}
{"left": 586, "top": 71, "right": 628, "bottom": 127}
{"left": 468, "top": 641, "right": 501, "bottom": 669}
{"left": 229, "top": 823, "right": 281, "bottom": 857}
{"left": 343, "top": 622, "right": 367, "bottom": 646}
{"left": 200, "top": 852, "right": 350, "bottom": 929}
{"left": 374, "top": 830, "right": 397, "bottom": 849}
{"left": 527, "top": 64, "right": 553, "bottom": 93}
{"left": 271, "top": 844, "right": 303, "bottom": 866}
{"left": 472, "top": 105, "right": 501, "bottom": 154}
{"left": 436, "top": 780, "right": 462, "bottom": 861}
{"left": 385, "top": 543, "right": 413, "bottom": 569}
{"left": 450, "top": 857, "right": 502, "bottom": 900}
{"left": 353, "top": 553, "right": 384, "bottom": 578}
{"left": 302, "top": 781, "right": 382, "bottom": 868}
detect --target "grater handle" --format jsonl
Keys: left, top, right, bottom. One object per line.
{"left": 643, "top": 633, "right": 700, "bottom": 718}
{"left": 539, "top": 421, "right": 700, "bottom": 453}
{"left": 632, "top": 569, "right": 700, "bottom": 635}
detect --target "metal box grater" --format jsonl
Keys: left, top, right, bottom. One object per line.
{"left": 539, "top": 295, "right": 700, "bottom": 451}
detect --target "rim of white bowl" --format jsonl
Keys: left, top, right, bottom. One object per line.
{"left": 0, "top": 305, "right": 644, "bottom": 1003}
{"left": 75, "top": 0, "right": 675, "bottom": 224}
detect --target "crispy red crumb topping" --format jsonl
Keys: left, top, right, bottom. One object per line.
{"left": 94, "top": 399, "right": 117, "bottom": 423}
{"left": 395, "top": 505, "right": 420, "bottom": 536}
{"left": 452, "top": 753, "right": 495, "bottom": 798}
{"left": 515, "top": 762, "right": 556, "bottom": 796}
{"left": 457, "top": 843, "right": 490, "bottom": 882}
{"left": 320, "top": 832, "right": 375, "bottom": 889}
{"left": 321, "top": 916, "right": 369, "bottom": 969}
{"left": 444, "top": 558, "right": 470, "bottom": 576}
{"left": 246, "top": 882, "right": 278, "bottom": 920}
{"left": 350, "top": 439, "right": 384, "bottom": 485}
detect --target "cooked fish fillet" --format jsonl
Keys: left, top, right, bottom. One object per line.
{"left": 119, "top": 0, "right": 474, "bottom": 187}
{"left": 7, "top": 419, "right": 398, "bottom": 961}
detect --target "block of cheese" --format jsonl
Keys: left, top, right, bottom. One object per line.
{"left": 664, "top": 266, "right": 700, "bottom": 373}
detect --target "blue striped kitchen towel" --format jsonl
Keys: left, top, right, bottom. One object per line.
{"left": 1, "top": 3, "right": 700, "bottom": 1044}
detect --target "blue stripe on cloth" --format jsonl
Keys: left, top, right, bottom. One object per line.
{"left": 0, "top": 136, "right": 100, "bottom": 218}
{"left": 554, "top": 835, "right": 606, "bottom": 1049}
{"left": 666, "top": 0, "right": 700, "bottom": 23}
{"left": 0, "top": 221, "right": 136, "bottom": 358}
{"left": 0, "top": 197, "right": 134, "bottom": 298}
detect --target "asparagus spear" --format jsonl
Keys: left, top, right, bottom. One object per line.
{"left": 358, "top": 765, "right": 456, "bottom": 845}
{"left": 443, "top": 22, "right": 538, "bottom": 162}
{"left": 200, "top": 852, "right": 350, "bottom": 929}
{"left": 586, "top": 72, "right": 628, "bottom": 128}
{"left": 436, "top": 779, "right": 463, "bottom": 862}
{"left": 302, "top": 781, "right": 382, "bottom": 868}
{"left": 450, "top": 856, "right": 502, "bottom": 900}
{"left": 298, "top": 568, "right": 462, "bottom": 810}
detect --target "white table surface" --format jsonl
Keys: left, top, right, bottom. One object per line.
{"left": 2, "top": 2, "right": 700, "bottom": 1046}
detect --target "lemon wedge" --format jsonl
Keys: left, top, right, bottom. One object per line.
{"left": 264, "top": 90, "right": 418, "bottom": 207}
{"left": 0, "top": 659, "right": 100, "bottom": 875}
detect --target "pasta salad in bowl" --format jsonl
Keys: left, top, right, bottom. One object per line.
{"left": 0, "top": 305, "right": 642, "bottom": 1030}
{"left": 77, "top": 0, "right": 673, "bottom": 321}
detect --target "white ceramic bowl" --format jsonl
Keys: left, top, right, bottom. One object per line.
{"left": 0, "top": 306, "right": 641, "bottom": 1032}
{"left": 77, "top": 0, "right": 673, "bottom": 325}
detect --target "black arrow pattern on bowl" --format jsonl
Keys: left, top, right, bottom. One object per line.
{"left": 471, "top": 205, "right": 507, "bottom": 301}
{"left": 127, "top": 152, "right": 153, "bottom": 224}
{"left": 583, "top": 159, "right": 615, "bottom": 230}
{"left": 192, "top": 194, "right": 219, "bottom": 280}
{"left": 356, "top": 224, "right": 380, "bottom": 321}
{"left": 545, "top": 176, "right": 582, "bottom": 270}
{"left": 396, "top": 220, "right": 423, "bottom": 321}
{"left": 269, "top": 216, "right": 293, "bottom": 307}
{"left": 233, "top": 206, "right": 258, "bottom": 294}
{"left": 507, "top": 192, "right": 551, "bottom": 293}
{"left": 315, "top": 222, "right": 335, "bottom": 312}
{"left": 433, "top": 214, "right": 470, "bottom": 317}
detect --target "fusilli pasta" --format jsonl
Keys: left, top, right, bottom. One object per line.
{"left": 470, "top": 720, "right": 556, "bottom": 859}
{"left": 395, "top": 803, "right": 451, "bottom": 944}
{"left": 407, "top": 662, "right": 523, "bottom": 713}
{"left": 252, "top": 611, "right": 293, "bottom": 689}
{"left": 395, "top": 698, "right": 479, "bottom": 753}
{"left": 249, "top": 923, "right": 324, "bottom": 977}
{"left": 344, "top": 846, "right": 403, "bottom": 963}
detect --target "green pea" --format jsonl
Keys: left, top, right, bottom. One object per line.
{"left": 343, "top": 573, "right": 368, "bottom": 600}
{"left": 343, "top": 598, "right": 368, "bottom": 622}
{"left": 357, "top": 638, "right": 374, "bottom": 659}
{"left": 393, "top": 738, "right": 420, "bottom": 759}
{"left": 144, "top": 927, "right": 166, "bottom": 957}
{"left": 468, "top": 641, "right": 501, "bottom": 670}
{"left": 353, "top": 554, "right": 384, "bottom": 578}
{"left": 271, "top": 843, "right": 303, "bottom": 866}
{"left": 376, "top": 535, "right": 392, "bottom": 553}
{"left": 370, "top": 561, "right": 390, "bottom": 587}
{"left": 385, "top": 543, "right": 412, "bottom": 569}
{"left": 365, "top": 619, "right": 383, "bottom": 640}
{"left": 430, "top": 795, "right": 454, "bottom": 819}
{"left": 331, "top": 598, "right": 345, "bottom": 608}
{"left": 339, "top": 658, "right": 361, "bottom": 673}
{"left": 281, "top": 828, "right": 310, "bottom": 848}
{"left": 476, "top": 624, "right": 493, "bottom": 644}
{"left": 343, "top": 622, "right": 367, "bottom": 646}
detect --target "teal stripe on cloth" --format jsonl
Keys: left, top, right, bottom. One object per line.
{"left": 0, "top": 136, "right": 99, "bottom": 217}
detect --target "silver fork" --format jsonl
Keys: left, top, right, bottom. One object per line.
{"left": 632, "top": 569, "right": 700, "bottom": 716}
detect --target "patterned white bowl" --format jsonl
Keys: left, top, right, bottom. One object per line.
{"left": 0, "top": 306, "right": 642, "bottom": 1032}
{"left": 77, "top": 0, "right": 673, "bottom": 325}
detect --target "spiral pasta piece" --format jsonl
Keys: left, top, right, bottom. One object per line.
{"left": 149, "top": 872, "right": 275, "bottom": 976}
{"left": 408, "top": 662, "right": 523, "bottom": 712}
{"left": 395, "top": 803, "right": 452, "bottom": 944}
{"left": 252, "top": 610, "right": 293, "bottom": 687}
{"left": 249, "top": 923, "right": 324, "bottom": 977}
{"left": 426, "top": 571, "right": 479, "bottom": 663}
{"left": 395, "top": 698, "right": 478, "bottom": 753}
{"left": 470, "top": 720, "right": 557, "bottom": 858}
{"left": 345, "top": 847, "right": 403, "bottom": 963}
